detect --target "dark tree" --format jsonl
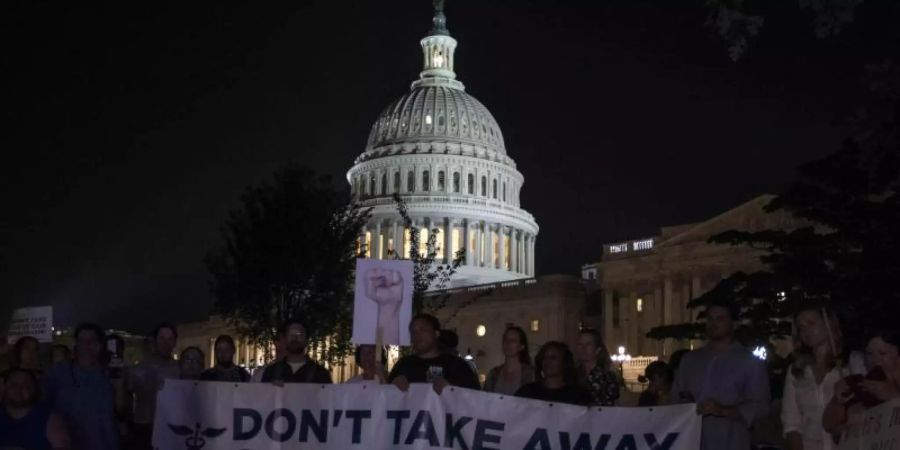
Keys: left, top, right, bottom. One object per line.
{"left": 387, "top": 193, "right": 464, "bottom": 314}
{"left": 648, "top": 65, "right": 900, "bottom": 351}
{"left": 703, "top": 0, "right": 900, "bottom": 60}
{"left": 205, "top": 164, "right": 370, "bottom": 364}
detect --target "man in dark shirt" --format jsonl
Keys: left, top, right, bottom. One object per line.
{"left": 260, "top": 320, "right": 331, "bottom": 384}
{"left": 201, "top": 335, "right": 251, "bottom": 382}
{"left": 515, "top": 341, "right": 590, "bottom": 406}
{"left": 389, "top": 314, "right": 481, "bottom": 393}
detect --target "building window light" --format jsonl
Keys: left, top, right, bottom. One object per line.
{"left": 530, "top": 320, "right": 540, "bottom": 332}
{"left": 425, "top": 114, "right": 432, "bottom": 125}
{"left": 636, "top": 298, "right": 643, "bottom": 312}
{"left": 609, "top": 243, "right": 628, "bottom": 254}
{"left": 633, "top": 239, "right": 654, "bottom": 251}
{"left": 476, "top": 325, "right": 486, "bottom": 337}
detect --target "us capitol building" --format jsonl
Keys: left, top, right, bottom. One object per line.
{"left": 345, "top": 2, "right": 539, "bottom": 287}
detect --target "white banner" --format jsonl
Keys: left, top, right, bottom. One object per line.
{"left": 153, "top": 381, "right": 701, "bottom": 450}
{"left": 6, "top": 306, "right": 53, "bottom": 343}
{"left": 837, "top": 398, "right": 900, "bottom": 450}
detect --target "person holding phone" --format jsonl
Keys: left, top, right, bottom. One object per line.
{"left": 824, "top": 329, "right": 900, "bottom": 438}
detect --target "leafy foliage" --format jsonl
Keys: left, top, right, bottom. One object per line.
{"left": 648, "top": 66, "right": 900, "bottom": 350}
{"left": 386, "top": 193, "right": 464, "bottom": 314}
{"left": 705, "top": 0, "right": 864, "bottom": 60}
{"left": 205, "top": 164, "right": 370, "bottom": 365}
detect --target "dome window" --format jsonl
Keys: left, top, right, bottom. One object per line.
{"left": 437, "top": 171, "right": 445, "bottom": 191}
{"left": 467, "top": 174, "right": 475, "bottom": 194}
{"left": 425, "top": 114, "right": 433, "bottom": 125}
{"left": 502, "top": 182, "right": 507, "bottom": 202}
{"left": 453, "top": 172, "right": 461, "bottom": 193}
{"left": 481, "top": 176, "right": 487, "bottom": 197}
{"left": 393, "top": 172, "right": 401, "bottom": 193}
{"left": 381, "top": 173, "right": 387, "bottom": 195}
{"left": 423, "top": 171, "right": 430, "bottom": 192}
{"left": 407, "top": 171, "right": 415, "bottom": 193}
{"left": 438, "top": 115, "right": 445, "bottom": 128}
{"left": 493, "top": 179, "right": 498, "bottom": 199}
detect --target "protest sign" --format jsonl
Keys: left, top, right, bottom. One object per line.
{"left": 6, "top": 306, "right": 53, "bottom": 343}
{"left": 353, "top": 258, "right": 414, "bottom": 346}
{"left": 154, "top": 381, "right": 701, "bottom": 450}
{"left": 838, "top": 398, "right": 900, "bottom": 450}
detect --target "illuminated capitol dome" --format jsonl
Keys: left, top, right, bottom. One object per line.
{"left": 347, "top": 2, "right": 539, "bottom": 287}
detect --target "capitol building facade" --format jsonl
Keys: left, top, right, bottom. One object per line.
{"left": 346, "top": 6, "right": 539, "bottom": 287}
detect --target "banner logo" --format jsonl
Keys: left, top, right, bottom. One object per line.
{"left": 168, "top": 422, "right": 227, "bottom": 450}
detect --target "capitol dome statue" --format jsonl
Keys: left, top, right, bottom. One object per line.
{"left": 347, "top": 2, "right": 539, "bottom": 287}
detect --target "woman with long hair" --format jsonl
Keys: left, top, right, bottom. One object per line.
{"left": 515, "top": 341, "right": 589, "bottom": 406}
{"left": 575, "top": 328, "right": 619, "bottom": 406}
{"left": 484, "top": 326, "right": 533, "bottom": 395}
{"left": 782, "top": 306, "right": 864, "bottom": 450}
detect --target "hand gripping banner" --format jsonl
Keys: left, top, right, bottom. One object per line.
{"left": 153, "top": 380, "right": 701, "bottom": 450}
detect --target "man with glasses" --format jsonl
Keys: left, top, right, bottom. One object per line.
{"left": 259, "top": 320, "right": 331, "bottom": 384}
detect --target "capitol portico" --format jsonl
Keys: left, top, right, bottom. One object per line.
{"left": 346, "top": 2, "right": 539, "bottom": 287}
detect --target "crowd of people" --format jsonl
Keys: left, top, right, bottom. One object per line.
{"left": 0, "top": 299, "right": 897, "bottom": 450}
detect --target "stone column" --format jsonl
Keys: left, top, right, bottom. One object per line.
{"left": 443, "top": 218, "right": 453, "bottom": 264}
{"left": 510, "top": 229, "right": 519, "bottom": 273}
{"left": 463, "top": 220, "right": 472, "bottom": 266}
{"left": 474, "top": 222, "right": 483, "bottom": 267}
{"left": 486, "top": 224, "right": 495, "bottom": 269}
{"left": 528, "top": 235, "right": 535, "bottom": 276}
{"left": 373, "top": 221, "right": 382, "bottom": 260}
{"left": 519, "top": 231, "right": 526, "bottom": 273}
{"left": 390, "top": 221, "right": 399, "bottom": 257}
{"left": 498, "top": 225, "right": 507, "bottom": 270}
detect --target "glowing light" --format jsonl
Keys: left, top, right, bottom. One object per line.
{"left": 425, "top": 115, "right": 432, "bottom": 125}
{"left": 433, "top": 53, "right": 445, "bottom": 67}
{"left": 753, "top": 346, "right": 767, "bottom": 360}
{"left": 476, "top": 325, "right": 486, "bottom": 337}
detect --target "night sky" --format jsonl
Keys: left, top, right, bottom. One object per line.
{"left": 3, "top": 1, "right": 895, "bottom": 332}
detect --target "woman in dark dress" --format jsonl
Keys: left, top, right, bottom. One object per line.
{"left": 515, "top": 341, "right": 590, "bottom": 406}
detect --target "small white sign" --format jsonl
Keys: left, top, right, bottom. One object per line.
{"left": 352, "top": 259, "right": 413, "bottom": 346}
{"left": 7, "top": 306, "right": 54, "bottom": 343}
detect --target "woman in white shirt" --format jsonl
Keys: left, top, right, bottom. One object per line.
{"left": 782, "top": 306, "right": 865, "bottom": 450}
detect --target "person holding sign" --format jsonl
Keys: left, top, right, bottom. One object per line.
{"left": 515, "top": 341, "right": 590, "bottom": 406}
{"left": 200, "top": 335, "right": 250, "bottom": 382}
{"left": 0, "top": 368, "right": 70, "bottom": 450}
{"left": 259, "top": 320, "right": 332, "bottom": 385}
{"left": 43, "top": 323, "right": 119, "bottom": 450}
{"left": 389, "top": 314, "right": 480, "bottom": 394}
{"left": 669, "top": 299, "right": 770, "bottom": 450}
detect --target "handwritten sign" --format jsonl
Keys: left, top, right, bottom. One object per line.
{"left": 6, "top": 306, "right": 54, "bottom": 343}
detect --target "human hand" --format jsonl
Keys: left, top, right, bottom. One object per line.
{"left": 861, "top": 380, "right": 900, "bottom": 402}
{"left": 433, "top": 377, "right": 450, "bottom": 395}
{"left": 393, "top": 375, "right": 410, "bottom": 392}
{"left": 832, "top": 379, "right": 853, "bottom": 404}
{"left": 365, "top": 268, "right": 403, "bottom": 308}
{"left": 697, "top": 400, "right": 725, "bottom": 417}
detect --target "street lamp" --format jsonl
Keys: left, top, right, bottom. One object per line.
{"left": 610, "top": 346, "right": 632, "bottom": 379}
